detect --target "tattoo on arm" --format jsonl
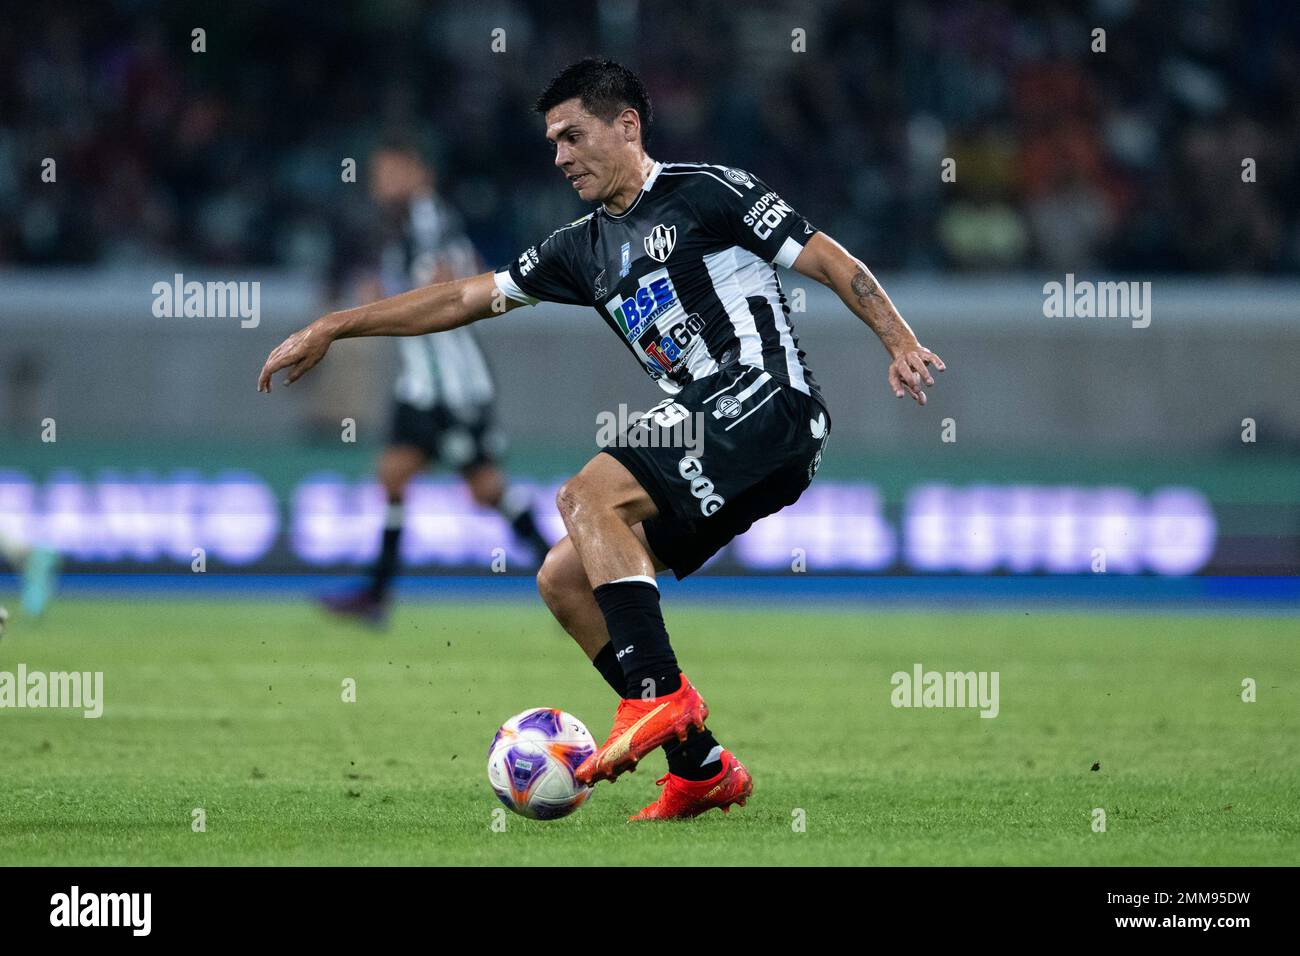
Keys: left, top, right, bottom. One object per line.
{"left": 850, "top": 267, "right": 900, "bottom": 341}
{"left": 851, "top": 269, "right": 881, "bottom": 304}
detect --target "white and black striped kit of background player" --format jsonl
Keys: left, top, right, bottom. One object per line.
{"left": 386, "top": 192, "right": 507, "bottom": 468}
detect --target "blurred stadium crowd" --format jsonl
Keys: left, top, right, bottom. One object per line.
{"left": 2, "top": 0, "right": 1298, "bottom": 275}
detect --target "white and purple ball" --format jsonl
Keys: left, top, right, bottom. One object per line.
{"left": 486, "top": 708, "right": 596, "bottom": 820}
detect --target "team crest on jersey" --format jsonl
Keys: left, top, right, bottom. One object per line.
{"left": 644, "top": 224, "right": 676, "bottom": 263}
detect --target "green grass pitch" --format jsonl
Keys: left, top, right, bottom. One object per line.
{"left": 1, "top": 596, "right": 1297, "bottom": 866}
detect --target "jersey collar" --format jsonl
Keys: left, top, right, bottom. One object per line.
{"left": 602, "top": 161, "right": 663, "bottom": 220}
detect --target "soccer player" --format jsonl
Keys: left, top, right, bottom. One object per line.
{"left": 319, "top": 141, "right": 551, "bottom": 624}
{"left": 259, "top": 59, "right": 944, "bottom": 818}
{"left": 0, "top": 533, "right": 59, "bottom": 620}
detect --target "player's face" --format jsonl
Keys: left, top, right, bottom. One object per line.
{"left": 545, "top": 100, "right": 629, "bottom": 204}
{"left": 369, "top": 151, "right": 426, "bottom": 206}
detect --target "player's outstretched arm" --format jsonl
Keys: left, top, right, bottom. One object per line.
{"left": 792, "top": 232, "right": 945, "bottom": 406}
{"left": 257, "top": 271, "right": 519, "bottom": 392}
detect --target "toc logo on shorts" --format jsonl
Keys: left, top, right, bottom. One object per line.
{"left": 678, "top": 456, "right": 724, "bottom": 515}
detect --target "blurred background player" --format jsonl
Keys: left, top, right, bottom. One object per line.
{"left": 319, "top": 140, "right": 550, "bottom": 624}
{"left": 0, "top": 533, "right": 60, "bottom": 621}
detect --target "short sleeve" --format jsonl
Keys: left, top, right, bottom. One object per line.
{"left": 494, "top": 218, "right": 591, "bottom": 307}
{"left": 689, "top": 167, "right": 818, "bottom": 268}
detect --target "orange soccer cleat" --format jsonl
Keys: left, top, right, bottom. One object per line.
{"left": 630, "top": 749, "right": 753, "bottom": 821}
{"left": 574, "top": 674, "right": 709, "bottom": 785}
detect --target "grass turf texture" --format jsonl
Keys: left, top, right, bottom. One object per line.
{"left": 1, "top": 597, "right": 1297, "bottom": 866}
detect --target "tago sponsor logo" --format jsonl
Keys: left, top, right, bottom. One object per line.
{"left": 643, "top": 311, "right": 705, "bottom": 374}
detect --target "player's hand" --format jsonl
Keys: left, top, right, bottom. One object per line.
{"left": 888, "top": 346, "right": 945, "bottom": 406}
{"left": 257, "top": 319, "right": 334, "bottom": 392}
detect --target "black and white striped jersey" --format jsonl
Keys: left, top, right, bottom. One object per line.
{"left": 493, "top": 162, "right": 823, "bottom": 404}
{"left": 384, "top": 192, "right": 495, "bottom": 412}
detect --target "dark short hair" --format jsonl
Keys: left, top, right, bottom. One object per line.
{"left": 534, "top": 58, "right": 653, "bottom": 143}
{"left": 373, "top": 130, "right": 429, "bottom": 162}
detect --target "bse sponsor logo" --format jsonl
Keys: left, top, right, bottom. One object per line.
{"left": 50, "top": 886, "right": 151, "bottom": 936}
{"left": 891, "top": 663, "right": 1000, "bottom": 719}
{"left": 607, "top": 275, "right": 678, "bottom": 339}
{"left": 643, "top": 223, "right": 677, "bottom": 262}
{"left": 151, "top": 273, "right": 260, "bottom": 328}
{"left": 742, "top": 190, "right": 793, "bottom": 241}
{"left": 518, "top": 246, "right": 539, "bottom": 277}
{"left": 678, "top": 456, "right": 725, "bottom": 516}
{"left": 595, "top": 401, "right": 704, "bottom": 457}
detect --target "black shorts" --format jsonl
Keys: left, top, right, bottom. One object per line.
{"left": 389, "top": 401, "right": 506, "bottom": 472}
{"left": 602, "top": 365, "right": 831, "bottom": 579}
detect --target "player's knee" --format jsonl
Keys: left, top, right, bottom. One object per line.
{"left": 379, "top": 473, "right": 406, "bottom": 500}
{"left": 378, "top": 456, "right": 418, "bottom": 498}
{"left": 554, "top": 477, "right": 587, "bottom": 524}
{"left": 536, "top": 546, "right": 574, "bottom": 615}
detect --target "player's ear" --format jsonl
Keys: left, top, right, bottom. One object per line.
{"left": 620, "top": 107, "right": 640, "bottom": 143}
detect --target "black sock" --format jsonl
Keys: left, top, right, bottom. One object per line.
{"left": 369, "top": 501, "right": 403, "bottom": 600}
{"left": 590, "top": 642, "right": 625, "bottom": 696}
{"left": 592, "top": 579, "right": 681, "bottom": 699}
{"left": 665, "top": 727, "right": 724, "bottom": 781}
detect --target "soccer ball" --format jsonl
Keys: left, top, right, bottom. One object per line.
{"left": 487, "top": 707, "right": 596, "bottom": 820}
